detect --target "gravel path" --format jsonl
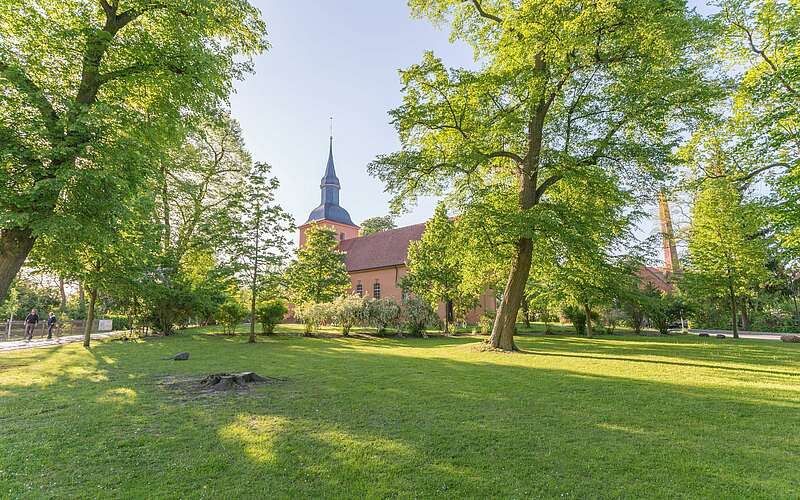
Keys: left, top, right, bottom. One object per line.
{"left": 0, "top": 332, "right": 118, "bottom": 352}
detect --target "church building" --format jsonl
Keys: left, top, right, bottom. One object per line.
{"left": 298, "top": 138, "right": 496, "bottom": 322}
{"left": 298, "top": 137, "right": 680, "bottom": 322}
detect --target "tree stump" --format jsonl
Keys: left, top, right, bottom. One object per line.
{"left": 199, "top": 372, "right": 275, "bottom": 391}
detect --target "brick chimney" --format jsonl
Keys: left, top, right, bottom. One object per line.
{"left": 658, "top": 191, "right": 681, "bottom": 276}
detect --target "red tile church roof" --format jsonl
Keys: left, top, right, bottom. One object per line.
{"left": 338, "top": 223, "right": 426, "bottom": 272}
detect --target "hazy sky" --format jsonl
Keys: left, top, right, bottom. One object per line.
{"left": 230, "top": 1, "right": 713, "bottom": 252}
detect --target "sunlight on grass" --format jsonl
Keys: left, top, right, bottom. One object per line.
{"left": 97, "top": 387, "right": 137, "bottom": 405}
{"left": 1, "top": 331, "right": 798, "bottom": 497}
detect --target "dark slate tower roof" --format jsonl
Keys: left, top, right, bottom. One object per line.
{"left": 305, "top": 138, "right": 356, "bottom": 226}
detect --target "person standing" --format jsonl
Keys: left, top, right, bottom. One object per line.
{"left": 46, "top": 312, "right": 58, "bottom": 340}
{"left": 24, "top": 308, "right": 39, "bottom": 341}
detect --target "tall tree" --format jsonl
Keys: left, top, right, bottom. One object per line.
{"left": 684, "top": 176, "right": 770, "bottom": 338}
{"left": 717, "top": 0, "right": 799, "bottom": 254}
{"left": 228, "top": 162, "right": 294, "bottom": 343}
{"left": 370, "top": 0, "right": 718, "bottom": 350}
{"left": 286, "top": 225, "right": 351, "bottom": 305}
{"left": 360, "top": 216, "right": 397, "bottom": 235}
{"left": 0, "top": 0, "right": 267, "bottom": 303}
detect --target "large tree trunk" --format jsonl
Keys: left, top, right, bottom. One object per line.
{"left": 486, "top": 55, "right": 548, "bottom": 352}
{"left": 584, "top": 302, "right": 594, "bottom": 338}
{"left": 0, "top": 228, "right": 36, "bottom": 304}
{"left": 488, "top": 238, "right": 533, "bottom": 351}
{"left": 83, "top": 287, "right": 98, "bottom": 348}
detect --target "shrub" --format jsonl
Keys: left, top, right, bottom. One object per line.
{"left": 479, "top": 311, "right": 495, "bottom": 335}
{"left": 294, "top": 302, "right": 333, "bottom": 336}
{"left": 367, "top": 298, "right": 401, "bottom": 334}
{"left": 402, "top": 296, "right": 439, "bottom": 336}
{"left": 218, "top": 299, "right": 248, "bottom": 335}
{"left": 562, "top": 305, "right": 586, "bottom": 335}
{"left": 256, "top": 299, "right": 287, "bottom": 335}
{"left": 332, "top": 294, "right": 367, "bottom": 336}
{"left": 602, "top": 308, "right": 625, "bottom": 335}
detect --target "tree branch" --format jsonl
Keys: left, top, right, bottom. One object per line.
{"left": 0, "top": 60, "right": 61, "bottom": 141}
{"left": 465, "top": 0, "right": 503, "bottom": 23}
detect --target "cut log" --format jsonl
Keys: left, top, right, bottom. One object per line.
{"left": 780, "top": 335, "right": 800, "bottom": 343}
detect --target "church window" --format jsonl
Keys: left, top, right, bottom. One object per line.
{"left": 356, "top": 282, "right": 363, "bottom": 297}
{"left": 373, "top": 282, "right": 381, "bottom": 299}
{"left": 340, "top": 233, "right": 345, "bottom": 241}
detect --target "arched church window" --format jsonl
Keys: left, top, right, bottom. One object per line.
{"left": 340, "top": 233, "right": 345, "bottom": 241}
{"left": 356, "top": 282, "right": 363, "bottom": 297}
{"left": 373, "top": 282, "right": 381, "bottom": 299}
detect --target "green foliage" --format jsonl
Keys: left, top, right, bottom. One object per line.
{"left": 404, "top": 203, "right": 471, "bottom": 329}
{"left": 218, "top": 297, "right": 248, "bottom": 335}
{"left": 478, "top": 312, "right": 495, "bottom": 335}
{"left": 359, "top": 216, "right": 396, "bottom": 235}
{"left": 402, "top": 296, "right": 440, "bottom": 336}
{"left": 331, "top": 294, "right": 367, "bottom": 336}
{"left": 0, "top": 286, "right": 19, "bottom": 320}
{"left": 294, "top": 302, "right": 334, "bottom": 336}
{"left": 562, "top": 305, "right": 588, "bottom": 336}
{"left": 286, "top": 225, "right": 351, "bottom": 305}
{"left": 367, "top": 298, "right": 402, "bottom": 334}
{"left": 256, "top": 299, "right": 287, "bottom": 335}
{"left": 370, "top": 0, "right": 719, "bottom": 348}
{"left": 683, "top": 173, "right": 771, "bottom": 335}
{"left": 0, "top": 0, "right": 269, "bottom": 303}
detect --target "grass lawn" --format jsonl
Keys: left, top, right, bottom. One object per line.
{"left": 1, "top": 328, "right": 798, "bottom": 498}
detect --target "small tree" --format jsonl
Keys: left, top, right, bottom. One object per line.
{"left": 404, "top": 203, "right": 465, "bottom": 332}
{"left": 256, "top": 299, "right": 287, "bottom": 335}
{"left": 228, "top": 162, "right": 293, "bottom": 344}
{"left": 332, "top": 294, "right": 367, "bottom": 336}
{"left": 684, "top": 175, "right": 770, "bottom": 338}
{"left": 286, "top": 225, "right": 351, "bottom": 304}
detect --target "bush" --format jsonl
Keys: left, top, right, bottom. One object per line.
{"left": 479, "top": 311, "right": 495, "bottom": 335}
{"left": 218, "top": 299, "right": 248, "bottom": 335}
{"left": 602, "top": 308, "right": 625, "bottom": 335}
{"left": 402, "top": 296, "right": 439, "bottom": 336}
{"left": 332, "top": 294, "right": 367, "bottom": 335}
{"left": 367, "top": 298, "right": 401, "bottom": 334}
{"left": 294, "top": 302, "right": 334, "bottom": 336}
{"left": 256, "top": 299, "right": 287, "bottom": 335}
{"left": 562, "top": 305, "right": 587, "bottom": 335}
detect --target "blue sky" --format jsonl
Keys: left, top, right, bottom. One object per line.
{"left": 230, "top": 1, "right": 714, "bottom": 253}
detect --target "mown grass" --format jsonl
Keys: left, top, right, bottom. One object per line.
{"left": 0, "top": 328, "right": 798, "bottom": 498}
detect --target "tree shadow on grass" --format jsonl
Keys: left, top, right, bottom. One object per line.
{"left": 0, "top": 334, "right": 798, "bottom": 497}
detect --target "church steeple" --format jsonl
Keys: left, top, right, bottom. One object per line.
{"left": 304, "top": 135, "right": 356, "bottom": 227}
{"left": 320, "top": 137, "right": 340, "bottom": 205}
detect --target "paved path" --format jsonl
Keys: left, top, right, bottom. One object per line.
{"left": 686, "top": 329, "right": 786, "bottom": 341}
{"left": 0, "top": 332, "right": 118, "bottom": 353}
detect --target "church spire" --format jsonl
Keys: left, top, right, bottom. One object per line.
{"left": 303, "top": 133, "right": 355, "bottom": 227}
{"left": 321, "top": 136, "right": 340, "bottom": 190}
